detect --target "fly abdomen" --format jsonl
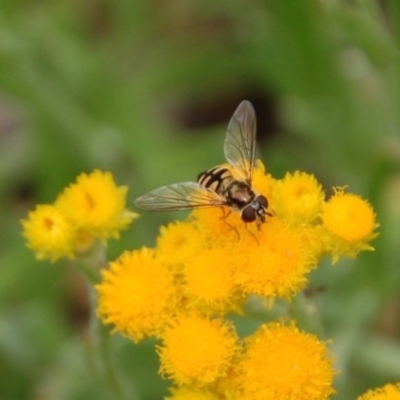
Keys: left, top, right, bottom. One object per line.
{"left": 197, "top": 166, "right": 233, "bottom": 195}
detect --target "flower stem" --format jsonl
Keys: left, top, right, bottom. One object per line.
{"left": 84, "top": 285, "right": 127, "bottom": 400}
{"left": 78, "top": 243, "right": 127, "bottom": 400}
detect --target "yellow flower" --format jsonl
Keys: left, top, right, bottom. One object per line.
{"left": 358, "top": 383, "right": 400, "bottom": 400}
{"left": 165, "top": 386, "right": 220, "bottom": 400}
{"left": 238, "top": 218, "right": 316, "bottom": 299}
{"left": 56, "top": 170, "right": 137, "bottom": 242}
{"left": 235, "top": 321, "right": 335, "bottom": 400}
{"left": 21, "top": 204, "right": 75, "bottom": 261}
{"left": 96, "top": 248, "right": 177, "bottom": 342}
{"left": 321, "top": 188, "right": 378, "bottom": 260}
{"left": 156, "top": 220, "right": 204, "bottom": 269}
{"left": 322, "top": 188, "right": 376, "bottom": 241}
{"left": 272, "top": 171, "right": 324, "bottom": 225}
{"left": 182, "top": 247, "right": 243, "bottom": 313}
{"left": 158, "top": 313, "right": 240, "bottom": 386}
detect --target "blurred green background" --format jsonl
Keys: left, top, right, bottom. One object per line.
{"left": 1, "top": 1, "right": 400, "bottom": 399}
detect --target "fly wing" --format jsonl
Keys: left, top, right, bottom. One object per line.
{"left": 224, "top": 100, "right": 256, "bottom": 185}
{"left": 134, "top": 182, "right": 227, "bottom": 211}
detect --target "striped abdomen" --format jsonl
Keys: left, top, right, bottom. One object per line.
{"left": 197, "top": 166, "right": 233, "bottom": 195}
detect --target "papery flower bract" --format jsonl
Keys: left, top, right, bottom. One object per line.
{"left": 272, "top": 171, "right": 324, "bottom": 224}
{"left": 158, "top": 314, "right": 239, "bottom": 386}
{"left": 56, "top": 170, "right": 137, "bottom": 243}
{"left": 358, "top": 383, "right": 400, "bottom": 400}
{"left": 96, "top": 248, "right": 177, "bottom": 342}
{"left": 21, "top": 204, "right": 75, "bottom": 261}
{"left": 235, "top": 321, "right": 335, "bottom": 400}
{"left": 165, "top": 386, "right": 220, "bottom": 400}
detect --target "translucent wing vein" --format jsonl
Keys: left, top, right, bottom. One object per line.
{"left": 224, "top": 100, "right": 256, "bottom": 184}
{"left": 134, "top": 182, "right": 227, "bottom": 211}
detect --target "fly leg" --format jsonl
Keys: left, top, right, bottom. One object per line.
{"left": 246, "top": 224, "right": 259, "bottom": 246}
{"left": 219, "top": 208, "right": 240, "bottom": 240}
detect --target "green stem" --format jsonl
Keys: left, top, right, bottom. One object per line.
{"left": 77, "top": 243, "right": 127, "bottom": 400}
{"left": 84, "top": 284, "right": 126, "bottom": 400}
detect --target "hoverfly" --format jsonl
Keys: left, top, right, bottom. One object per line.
{"left": 134, "top": 100, "right": 269, "bottom": 227}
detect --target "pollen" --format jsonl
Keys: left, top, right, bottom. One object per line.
{"left": 96, "top": 247, "right": 177, "bottom": 342}
{"left": 21, "top": 204, "right": 75, "bottom": 261}
{"left": 158, "top": 314, "right": 239, "bottom": 386}
{"left": 56, "top": 170, "right": 137, "bottom": 241}
{"left": 322, "top": 189, "right": 377, "bottom": 242}
{"left": 273, "top": 171, "right": 324, "bottom": 224}
{"left": 358, "top": 383, "right": 400, "bottom": 400}
{"left": 236, "top": 321, "right": 336, "bottom": 400}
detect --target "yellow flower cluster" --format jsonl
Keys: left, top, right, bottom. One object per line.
{"left": 96, "top": 161, "right": 378, "bottom": 398}
{"left": 21, "top": 170, "right": 137, "bottom": 261}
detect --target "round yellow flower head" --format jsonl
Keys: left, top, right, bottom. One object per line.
{"left": 358, "top": 383, "right": 400, "bottom": 400}
{"left": 235, "top": 321, "right": 336, "bottom": 400}
{"left": 56, "top": 170, "right": 137, "bottom": 242}
{"left": 21, "top": 204, "right": 75, "bottom": 261}
{"left": 96, "top": 247, "right": 177, "bottom": 342}
{"left": 273, "top": 171, "right": 324, "bottom": 224}
{"left": 158, "top": 313, "right": 240, "bottom": 386}
{"left": 238, "top": 218, "right": 316, "bottom": 299}
{"left": 321, "top": 188, "right": 378, "bottom": 260}
{"left": 322, "top": 188, "right": 377, "bottom": 242}
{"left": 156, "top": 219, "right": 204, "bottom": 269}
{"left": 182, "top": 247, "right": 244, "bottom": 314}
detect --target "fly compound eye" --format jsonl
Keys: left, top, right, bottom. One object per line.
{"left": 241, "top": 205, "right": 256, "bottom": 223}
{"left": 256, "top": 195, "right": 268, "bottom": 208}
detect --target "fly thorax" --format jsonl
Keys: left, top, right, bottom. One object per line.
{"left": 225, "top": 181, "right": 255, "bottom": 209}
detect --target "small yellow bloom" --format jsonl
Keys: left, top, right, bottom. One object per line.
{"left": 322, "top": 189, "right": 377, "bottom": 242}
{"left": 165, "top": 386, "right": 220, "bottom": 400}
{"left": 321, "top": 188, "right": 378, "bottom": 261}
{"left": 156, "top": 220, "right": 204, "bottom": 269}
{"left": 358, "top": 383, "right": 400, "bottom": 400}
{"left": 191, "top": 207, "right": 242, "bottom": 248}
{"left": 21, "top": 204, "right": 75, "bottom": 261}
{"left": 238, "top": 218, "right": 316, "bottom": 299}
{"left": 273, "top": 171, "right": 324, "bottom": 224}
{"left": 235, "top": 321, "right": 335, "bottom": 400}
{"left": 56, "top": 170, "right": 137, "bottom": 242}
{"left": 96, "top": 248, "right": 177, "bottom": 342}
{"left": 158, "top": 314, "right": 239, "bottom": 386}
{"left": 182, "top": 248, "right": 242, "bottom": 313}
